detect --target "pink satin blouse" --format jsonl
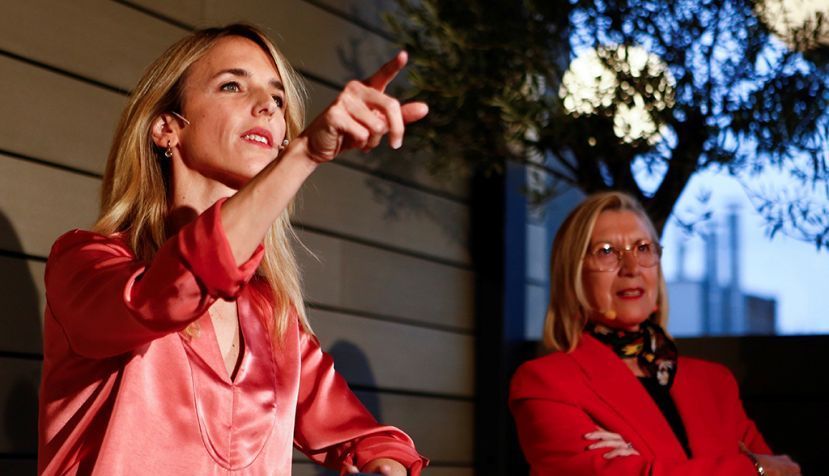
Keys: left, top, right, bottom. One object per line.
{"left": 38, "top": 200, "right": 427, "bottom": 475}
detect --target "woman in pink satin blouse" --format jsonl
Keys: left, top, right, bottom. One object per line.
{"left": 37, "top": 24, "right": 429, "bottom": 475}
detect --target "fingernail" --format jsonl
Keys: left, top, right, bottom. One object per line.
{"left": 392, "top": 138, "right": 402, "bottom": 149}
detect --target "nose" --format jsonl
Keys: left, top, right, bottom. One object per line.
{"left": 618, "top": 250, "right": 640, "bottom": 275}
{"left": 253, "top": 89, "right": 277, "bottom": 118}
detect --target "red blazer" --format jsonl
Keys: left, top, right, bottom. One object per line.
{"left": 509, "top": 333, "right": 770, "bottom": 475}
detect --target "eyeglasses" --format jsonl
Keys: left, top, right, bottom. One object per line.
{"left": 583, "top": 240, "right": 663, "bottom": 272}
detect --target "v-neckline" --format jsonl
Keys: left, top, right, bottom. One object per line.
{"left": 179, "top": 285, "right": 280, "bottom": 469}
{"left": 212, "top": 300, "right": 246, "bottom": 382}
{"left": 198, "top": 300, "right": 248, "bottom": 384}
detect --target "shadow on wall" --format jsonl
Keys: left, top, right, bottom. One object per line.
{"left": 365, "top": 164, "right": 468, "bottom": 249}
{"left": 0, "top": 209, "right": 43, "bottom": 470}
{"left": 337, "top": 36, "right": 371, "bottom": 81}
{"left": 315, "top": 340, "right": 381, "bottom": 476}
{"left": 0, "top": 211, "right": 43, "bottom": 354}
{"left": 329, "top": 29, "right": 469, "bottom": 254}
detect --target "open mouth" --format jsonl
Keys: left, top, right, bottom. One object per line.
{"left": 240, "top": 128, "right": 273, "bottom": 148}
{"left": 616, "top": 288, "right": 644, "bottom": 299}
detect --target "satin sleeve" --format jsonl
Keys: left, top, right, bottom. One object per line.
{"left": 510, "top": 362, "right": 763, "bottom": 476}
{"left": 293, "top": 331, "right": 428, "bottom": 475}
{"left": 44, "top": 198, "right": 264, "bottom": 358}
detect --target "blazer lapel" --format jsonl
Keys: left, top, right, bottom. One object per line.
{"left": 571, "top": 333, "right": 688, "bottom": 460}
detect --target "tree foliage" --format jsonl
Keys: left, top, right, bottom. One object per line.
{"left": 387, "top": 0, "right": 829, "bottom": 245}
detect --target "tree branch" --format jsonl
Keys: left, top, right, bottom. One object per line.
{"left": 648, "top": 108, "right": 707, "bottom": 233}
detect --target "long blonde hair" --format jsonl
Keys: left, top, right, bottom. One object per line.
{"left": 95, "top": 24, "right": 311, "bottom": 337}
{"left": 543, "top": 191, "right": 668, "bottom": 352}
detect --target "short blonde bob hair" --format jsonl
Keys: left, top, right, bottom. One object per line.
{"left": 543, "top": 191, "right": 668, "bottom": 352}
{"left": 95, "top": 24, "right": 311, "bottom": 337}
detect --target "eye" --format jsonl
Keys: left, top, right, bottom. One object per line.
{"left": 220, "top": 81, "right": 241, "bottom": 92}
{"left": 272, "top": 95, "right": 285, "bottom": 109}
{"left": 594, "top": 244, "right": 616, "bottom": 257}
{"left": 637, "top": 242, "right": 652, "bottom": 254}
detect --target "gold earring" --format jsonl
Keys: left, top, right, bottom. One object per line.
{"left": 164, "top": 140, "right": 173, "bottom": 158}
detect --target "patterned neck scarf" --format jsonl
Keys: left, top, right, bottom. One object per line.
{"left": 586, "top": 319, "right": 678, "bottom": 388}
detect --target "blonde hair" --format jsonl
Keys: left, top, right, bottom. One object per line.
{"left": 95, "top": 24, "right": 311, "bottom": 337}
{"left": 543, "top": 191, "right": 668, "bottom": 352}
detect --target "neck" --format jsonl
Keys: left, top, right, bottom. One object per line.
{"left": 167, "top": 161, "right": 237, "bottom": 234}
{"left": 587, "top": 313, "right": 642, "bottom": 332}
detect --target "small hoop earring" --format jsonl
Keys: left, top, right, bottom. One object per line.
{"left": 164, "top": 140, "right": 173, "bottom": 158}
{"left": 279, "top": 139, "right": 289, "bottom": 150}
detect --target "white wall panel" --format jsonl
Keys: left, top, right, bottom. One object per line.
{"left": 298, "top": 164, "right": 469, "bottom": 264}
{"left": 307, "top": 0, "right": 400, "bottom": 35}
{"left": 352, "top": 391, "right": 473, "bottom": 464}
{"left": 126, "top": 0, "right": 205, "bottom": 26}
{"left": 312, "top": 309, "right": 475, "bottom": 397}
{"left": 0, "top": 155, "right": 99, "bottom": 257}
{"left": 299, "top": 230, "right": 474, "bottom": 331}
{"left": 0, "top": 0, "right": 186, "bottom": 91}
{"left": 0, "top": 57, "right": 124, "bottom": 174}
{"left": 209, "top": 0, "right": 393, "bottom": 86}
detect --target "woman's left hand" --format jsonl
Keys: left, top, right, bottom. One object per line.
{"left": 346, "top": 457, "right": 407, "bottom": 475}
{"left": 584, "top": 426, "right": 640, "bottom": 459}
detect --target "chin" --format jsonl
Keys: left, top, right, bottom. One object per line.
{"left": 590, "top": 313, "right": 641, "bottom": 331}
{"left": 615, "top": 311, "right": 652, "bottom": 327}
{"left": 620, "top": 316, "right": 651, "bottom": 327}
{"left": 602, "top": 304, "right": 647, "bottom": 324}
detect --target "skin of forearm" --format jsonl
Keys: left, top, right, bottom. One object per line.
{"left": 220, "top": 136, "right": 319, "bottom": 266}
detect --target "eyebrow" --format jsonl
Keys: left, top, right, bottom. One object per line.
{"left": 212, "top": 68, "right": 284, "bottom": 90}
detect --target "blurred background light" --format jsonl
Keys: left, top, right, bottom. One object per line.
{"left": 756, "top": 0, "right": 829, "bottom": 51}
{"left": 560, "top": 45, "right": 676, "bottom": 145}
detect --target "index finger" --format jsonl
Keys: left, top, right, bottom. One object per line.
{"left": 364, "top": 51, "right": 408, "bottom": 92}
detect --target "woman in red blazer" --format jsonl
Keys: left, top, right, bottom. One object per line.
{"left": 509, "top": 192, "right": 800, "bottom": 475}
